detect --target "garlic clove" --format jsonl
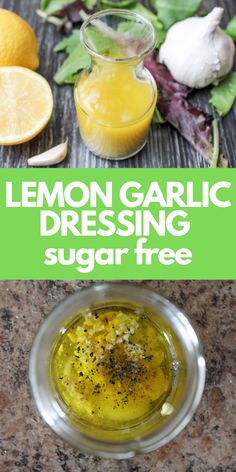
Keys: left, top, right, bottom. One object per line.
{"left": 28, "top": 139, "right": 68, "bottom": 166}
{"left": 161, "top": 403, "right": 174, "bottom": 416}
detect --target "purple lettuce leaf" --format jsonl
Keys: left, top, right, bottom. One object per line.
{"left": 144, "top": 53, "right": 228, "bottom": 167}
{"left": 61, "top": 1, "right": 89, "bottom": 23}
{"left": 145, "top": 55, "right": 190, "bottom": 97}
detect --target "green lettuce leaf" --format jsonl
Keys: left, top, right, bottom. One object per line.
{"left": 54, "top": 30, "right": 81, "bottom": 53}
{"left": 130, "top": 3, "right": 166, "bottom": 47}
{"left": 209, "top": 73, "right": 236, "bottom": 116}
{"left": 64, "top": 73, "right": 81, "bottom": 83}
{"left": 151, "top": 0, "right": 202, "bottom": 29}
{"left": 54, "top": 27, "right": 120, "bottom": 84}
{"left": 226, "top": 15, "right": 236, "bottom": 42}
{"left": 41, "top": 0, "right": 51, "bottom": 9}
{"left": 41, "top": 0, "right": 75, "bottom": 15}
{"left": 83, "top": 0, "right": 98, "bottom": 8}
{"left": 101, "top": 0, "right": 136, "bottom": 7}
{"left": 152, "top": 108, "right": 166, "bottom": 124}
{"left": 54, "top": 43, "right": 90, "bottom": 84}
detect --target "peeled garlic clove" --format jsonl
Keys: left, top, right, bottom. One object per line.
{"left": 28, "top": 139, "right": 68, "bottom": 166}
{"left": 161, "top": 403, "right": 174, "bottom": 416}
{"left": 159, "top": 8, "right": 235, "bottom": 89}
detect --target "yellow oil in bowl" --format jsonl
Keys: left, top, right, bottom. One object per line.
{"left": 52, "top": 305, "right": 172, "bottom": 429}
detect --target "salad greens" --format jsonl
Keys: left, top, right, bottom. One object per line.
{"left": 54, "top": 29, "right": 81, "bottom": 53}
{"left": 226, "top": 15, "right": 236, "bottom": 42}
{"left": 39, "top": 0, "right": 235, "bottom": 166}
{"left": 41, "top": 0, "right": 75, "bottom": 15}
{"left": 83, "top": 0, "right": 98, "bottom": 8}
{"left": 153, "top": 108, "right": 166, "bottom": 124}
{"left": 144, "top": 53, "right": 226, "bottom": 167}
{"left": 101, "top": 0, "right": 136, "bottom": 7}
{"left": 210, "top": 73, "right": 236, "bottom": 117}
{"left": 129, "top": 3, "right": 166, "bottom": 46}
{"left": 150, "top": 0, "right": 202, "bottom": 29}
{"left": 54, "top": 43, "right": 89, "bottom": 83}
{"left": 53, "top": 2, "right": 166, "bottom": 83}
{"left": 54, "top": 27, "right": 120, "bottom": 84}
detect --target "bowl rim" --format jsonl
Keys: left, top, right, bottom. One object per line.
{"left": 29, "top": 282, "right": 206, "bottom": 459}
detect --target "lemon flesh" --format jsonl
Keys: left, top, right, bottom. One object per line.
{"left": 0, "top": 67, "right": 53, "bottom": 145}
{"left": 0, "top": 8, "right": 39, "bottom": 70}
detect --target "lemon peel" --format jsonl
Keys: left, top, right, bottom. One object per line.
{"left": 0, "top": 8, "right": 39, "bottom": 70}
{"left": 0, "top": 67, "right": 53, "bottom": 146}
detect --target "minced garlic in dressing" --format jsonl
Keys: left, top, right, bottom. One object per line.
{"left": 52, "top": 306, "right": 172, "bottom": 428}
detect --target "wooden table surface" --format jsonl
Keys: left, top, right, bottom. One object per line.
{"left": 0, "top": 0, "right": 235, "bottom": 168}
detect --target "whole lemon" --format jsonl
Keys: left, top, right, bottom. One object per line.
{"left": 0, "top": 8, "right": 39, "bottom": 70}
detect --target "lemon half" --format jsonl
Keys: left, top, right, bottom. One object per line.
{"left": 0, "top": 67, "right": 53, "bottom": 145}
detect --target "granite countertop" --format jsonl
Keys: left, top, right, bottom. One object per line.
{"left": 1, "top": 280, "right": 236, "bottom": 471}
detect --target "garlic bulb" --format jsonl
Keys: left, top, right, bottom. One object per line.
{"left": 159, "top": 8, "right": 235, "bottom": 89}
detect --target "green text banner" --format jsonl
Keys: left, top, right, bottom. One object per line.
{"left": 0, "top": 169, "right": 235, "bottom": 280}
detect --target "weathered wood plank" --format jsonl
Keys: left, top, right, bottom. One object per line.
{"left": 0, "top": 0, "right": 235, "bottom": 168}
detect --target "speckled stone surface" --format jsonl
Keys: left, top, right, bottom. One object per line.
{"left": 1, "top": 280, "right": 236, "bottom": 472}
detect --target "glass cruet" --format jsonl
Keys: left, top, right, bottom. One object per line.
{"left": 74, "top": 9, "right": 158, "bottom": 160}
